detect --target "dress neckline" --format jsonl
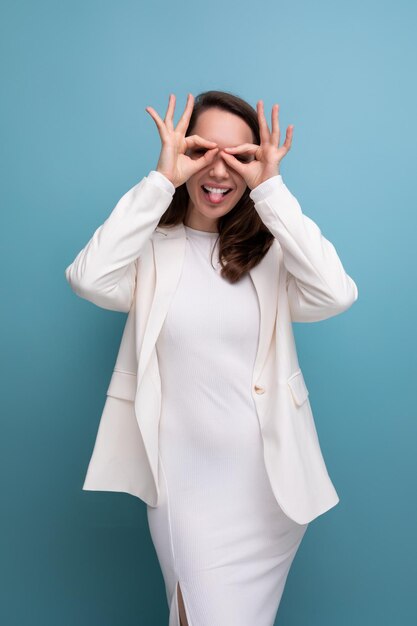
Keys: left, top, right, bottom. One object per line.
{"left": 184, "top": 224, "right": 219, "bottom": 238}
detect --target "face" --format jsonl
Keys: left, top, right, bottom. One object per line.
{"left": 184, "top": 108, "right": 254, "bottom": 232}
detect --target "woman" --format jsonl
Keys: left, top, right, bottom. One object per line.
{"left": 65, "top": 90, "right": 358, "bottom": 626}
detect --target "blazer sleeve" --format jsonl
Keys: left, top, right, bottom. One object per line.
{"left": 249, "top": 175, "right": 358, "bottom": 323}
{"left": 64, "top": 171, "right": 176, "bottom": 313}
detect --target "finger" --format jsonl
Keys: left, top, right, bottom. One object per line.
{"left": 176, "top": 93, "right": 194, "bottom": 135}
{"left": 145, "top": 105, "right": 169, "bottom": 141}
{"left": 185, "top": 134, "right": 218, "bottom": 149}
{"left": 257, "top": 100, "right": 271, "bottom": 145}
{"left": 281, "top": 125, "right": 294, "bottom": 151}
{"left": 223, "top": 143, "right": 258, "bottom": 154}
{"left": 270, "top": 104, "right": 280, "bottom": 146}
{"left": 164, "top": 93, "right": 176, "bottom": 131}
{"left": 219, "top": 150, "right": 246, "bottom": 176}
{"left": 189, "top": 147, "right": 220, "bottom": 173}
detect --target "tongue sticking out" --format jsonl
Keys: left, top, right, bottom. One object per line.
{"left": 208, "top": 191, "right": 225, "bottom": 204}
{"left": 204, "top": 188, "right": 229, "bottom": 204}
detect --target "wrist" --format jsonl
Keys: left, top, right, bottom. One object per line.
{"left": 148, "top": 170, "right": 176, "bottom": 194}
{"left": 156, "top": 168, "right": 176, "bottom": 187}
{"left": 249, "top": 174, "right": 284, "bottom": 203}
{"left": 250, "top": 172, "right": 280, "bottom": 190}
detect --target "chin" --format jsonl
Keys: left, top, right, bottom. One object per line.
{"left": 198, "top": 205, "right": 233, "bottom": 219}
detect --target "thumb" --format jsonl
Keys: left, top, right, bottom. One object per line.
{"left": 189, "top": 146, "right": 219, "bottom": 175}
{"left": 219, "top": 150, "right": 245, "bottom": 176}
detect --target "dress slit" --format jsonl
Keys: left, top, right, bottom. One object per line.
{"left": 160, "top": 454, "right": 194, "bottom": 626}
{"left": 169, "top": 580, "right": 193, "bottom": 626}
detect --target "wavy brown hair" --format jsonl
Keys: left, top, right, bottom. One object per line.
{"left": 157, "top": 90, "right": 275, "bottom": 283}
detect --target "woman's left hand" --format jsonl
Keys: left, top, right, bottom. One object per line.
{"left": 220, "top": 100, "right": 293, "bottom": 191}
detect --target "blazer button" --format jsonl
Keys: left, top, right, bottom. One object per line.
{"left": 254, "top": 384, "right": 265, "bottom": 394}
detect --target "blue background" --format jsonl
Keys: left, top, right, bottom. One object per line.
{"left": 1, "top": 0, "right": 416, "bottom": 624}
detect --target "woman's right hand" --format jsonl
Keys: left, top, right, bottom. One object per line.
{"left": 145, "top": 93, "right": 219, "bottom": 188}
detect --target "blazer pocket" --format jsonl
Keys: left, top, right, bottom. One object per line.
{"left": 287, "top": 369, "right": 309, "bottom": 406}
{"left": 106, "top": 369, "right": 137, "bottom": 402}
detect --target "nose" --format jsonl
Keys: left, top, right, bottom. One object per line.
{"left": 208, "top": 150, "right": 231, "bottom": 179}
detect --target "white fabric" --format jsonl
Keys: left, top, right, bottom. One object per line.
{"left": 147, "top": 169, "right": 176, "bottom": 194}
{"left": 147, "top": 224, "right": 308, "bottom": 626}
{"left": 66, "top": 167, "right": 358, "bottom": 523}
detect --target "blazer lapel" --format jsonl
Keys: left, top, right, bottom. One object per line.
{"left": 137, "top": 223, "right": 186, "bottom": 385}
{"left": 137, "top": 223, "right": 279, "bottom": 385}
{"left": 248, "top": 242, "right": 279, "bottom": 380}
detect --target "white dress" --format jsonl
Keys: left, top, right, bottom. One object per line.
{"left": 146, "top": 223, "right": 308, "bottom": 626}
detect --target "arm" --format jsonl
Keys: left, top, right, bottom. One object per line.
{"left": 64, "top": 170, "right": 175, "bottom": 312}
{"left": 249, "top": 175, "right": 358, "bottom": 323}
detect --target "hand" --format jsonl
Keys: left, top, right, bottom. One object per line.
{"left": 220, "top": 100, "right": 293, "bottom": 190}
{"left": 145, "top": 93, "right": 220, "bottom": 188}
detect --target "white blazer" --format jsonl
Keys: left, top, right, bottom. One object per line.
{"left": 65, "top": 171, "right": 358, "bottom": 525}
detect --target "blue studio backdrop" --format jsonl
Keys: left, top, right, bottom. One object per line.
{"left": 1, "top": 0, "right": 416, "bottom": 624}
